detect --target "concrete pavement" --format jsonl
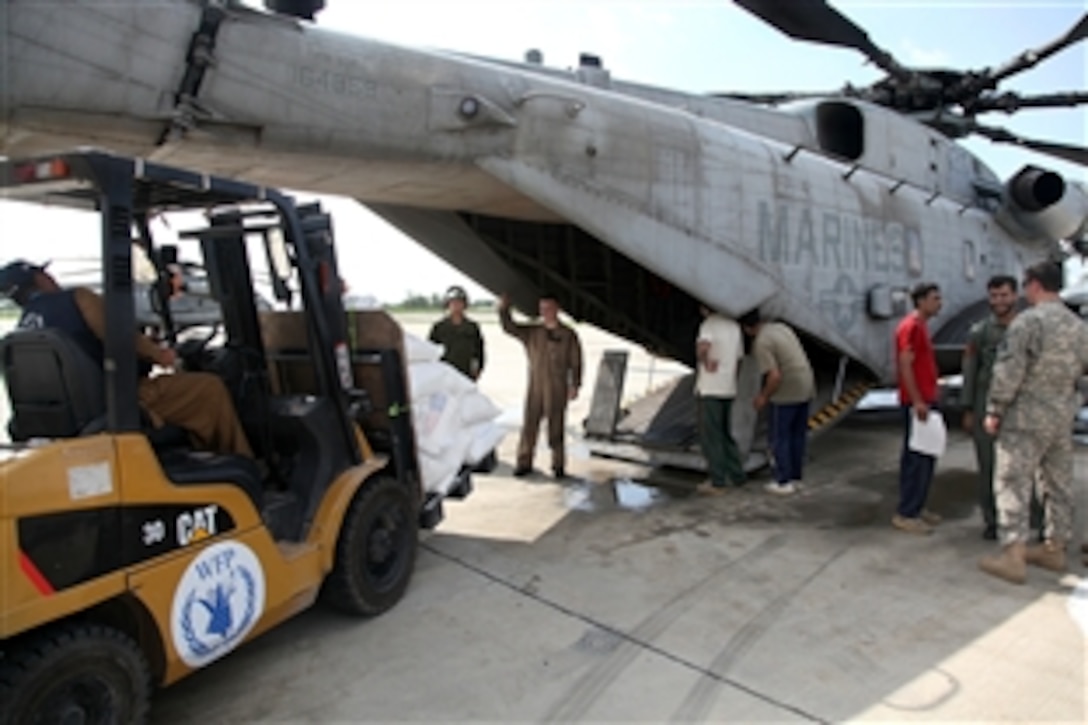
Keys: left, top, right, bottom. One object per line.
{"left": 2, "top": 313, "right": 1084, "bottom": 722}
{"left": 153, "top": 412, "right": 1088, "bottom": 723}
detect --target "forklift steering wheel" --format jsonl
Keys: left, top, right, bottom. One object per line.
{"left": 174, "top": 324, "right": 220, "bottom": 371}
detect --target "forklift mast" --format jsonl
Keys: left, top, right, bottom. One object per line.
{"left": 191, "top": 199, "right": 364, "bottom": 469}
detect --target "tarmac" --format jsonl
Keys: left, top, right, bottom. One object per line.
{"left": 149, "top": 313, "right": 1087, "bottom": 724}
{"left": 2, "top": 314, "right": 1086, "bottom": 723}
{"left": 148, "top": 408, "right": 1087, "bottom": 724}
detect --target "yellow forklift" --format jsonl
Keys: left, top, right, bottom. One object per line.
{"left": 0, "top": 151, "right": 461, "bottom": 723}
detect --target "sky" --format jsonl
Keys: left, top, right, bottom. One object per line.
{"left": 1, "top": 0, "right": 1086, "bottom": 301}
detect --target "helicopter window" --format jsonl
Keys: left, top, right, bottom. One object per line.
{"left": 815, "top": 102, "right": 863, "bottom": 162}
{"left": 963, "top": 240, "right": 977, "bottom": 281}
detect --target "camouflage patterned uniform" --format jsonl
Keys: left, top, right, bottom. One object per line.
{"left": 986, "top": 301, "right": 1088, "bottom": 546}
{"left": 962, "top": 317, "right": 1042, "bottom": 532}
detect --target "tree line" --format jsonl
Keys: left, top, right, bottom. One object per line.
{"left": 387, "top": 292, "right": 495, "bottom": 311}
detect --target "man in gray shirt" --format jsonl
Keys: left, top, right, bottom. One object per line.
{"left": 740, "top": 309, "right": 815, "bottom": 495}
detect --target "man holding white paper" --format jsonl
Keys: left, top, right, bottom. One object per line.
{"left": 892, "top": 283, "right": 944, "bottom": 535}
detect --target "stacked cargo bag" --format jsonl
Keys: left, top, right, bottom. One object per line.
{"left": 403, "top": 332, "right": 508, "bottom": 494}
{"left": 459, "top": 388, "right": 506, "bottom": 472}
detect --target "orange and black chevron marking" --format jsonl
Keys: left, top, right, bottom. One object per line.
{"left": 807, "top": 381, "right": 876, "bottom": 432}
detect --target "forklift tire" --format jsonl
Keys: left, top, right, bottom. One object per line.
{"left": 322, "top": 475, "right": 418, "bottom": 616}
{"left": 0, "top": 623, "right": 151, "bottom": 725}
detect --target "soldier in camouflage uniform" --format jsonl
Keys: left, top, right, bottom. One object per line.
{"left": 979, "top": 261, "right": 1088, "bottom": 584}
{"left": 961, "top": 275, "right": 1042, "bottom": 540}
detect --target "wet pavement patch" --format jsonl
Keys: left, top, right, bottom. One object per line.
{"left": 794, "top": 489, "right": 884, "bottom": 529}
{"left": 562, "top": 478, "right": 679, "bottom": 512}
{"left": 921, "top": 468, "right": 979, "bottom": 521}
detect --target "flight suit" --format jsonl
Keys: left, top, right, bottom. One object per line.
{"left": 961, "top": 317, "right": 1042, "bottom": 533}
{"left": 986, "top": 301, "right": 1088, "bottom": 546}
{"left": 500, "top": 306, "right": 582, "bottom": 472}
{"left": 428, "top": 315, "right": 485, "bottom": 379}
{"left": 20, "top": 287, "right": 253, "bottom": 458}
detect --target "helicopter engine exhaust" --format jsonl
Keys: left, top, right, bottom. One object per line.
{"left": 999, "top": 165, "right": 1088, "bottom": 243}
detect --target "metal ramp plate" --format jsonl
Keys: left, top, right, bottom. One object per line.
{"left": 584, "top": 350, "right": 628, "bottom": 437}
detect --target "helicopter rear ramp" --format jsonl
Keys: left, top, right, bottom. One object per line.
{"left": 581, "top": 351, "right": 876, "bottom": 474}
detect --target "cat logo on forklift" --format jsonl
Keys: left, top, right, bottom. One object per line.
{"left": 177, "top": 504, "right": 220, "bottom": 546}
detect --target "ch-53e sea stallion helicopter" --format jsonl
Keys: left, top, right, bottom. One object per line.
{"left": 2, "top": 0, "right": 1087, "bottom": 467}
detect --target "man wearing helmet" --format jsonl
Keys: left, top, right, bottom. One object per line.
{"left": 429, "top": 284, "right": 485, "bottom": 380}
{"left": 0, "top": 259, "right": 253, "bottom": 458}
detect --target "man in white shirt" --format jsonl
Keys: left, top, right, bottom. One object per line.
{"left": 695, "top": 304, "right": 746, "bottom": 491}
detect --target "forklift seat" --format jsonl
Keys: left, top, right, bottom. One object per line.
{"left": 0, "top": 327, "right": 185, "bottom": 447}
{"left": 1, "top": 327, "right": 105, "bottom": 441}
{"left": 2, "top": 328, "right": 262, "bottom": 506}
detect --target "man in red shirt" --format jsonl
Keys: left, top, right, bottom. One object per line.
{"left": 893, "top": 282, "right": 943, "bottom": 534}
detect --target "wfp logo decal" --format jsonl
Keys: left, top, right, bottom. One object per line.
{"left": 170, "top": 541, "right": 266, "bottom": 669}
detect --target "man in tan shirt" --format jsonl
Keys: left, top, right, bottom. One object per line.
{"left": 740, "top": 309, "right": 815, "bottom": 495}
{"left": 500, "top": 292, "right": 583, "bottom": 478}
{"left": 1, "top": 259, "right": 252, "bottom": 458}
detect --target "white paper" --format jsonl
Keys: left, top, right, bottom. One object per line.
{"left": 909, "top": 413, "right": 947, "bottom": 457}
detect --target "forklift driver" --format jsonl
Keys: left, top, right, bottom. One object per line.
{"left": 1, "top": 259, "right": 254, "bottom": 458}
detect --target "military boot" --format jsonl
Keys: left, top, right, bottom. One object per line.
{"left": 1025, "top": 541, "right": 1066, "bottom": 572}
{"left": 979, "top": 541, "right": 1027, "bottom": 585}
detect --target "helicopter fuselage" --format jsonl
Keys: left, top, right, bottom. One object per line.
{"left": 2, "top": 0, "right": 1077, "bottom": 382}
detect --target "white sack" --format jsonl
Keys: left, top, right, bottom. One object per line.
{"left": 419, "top": 427, "right": 473, "bottom": 495}
{"left": 404, "top": 343, "right": 508, "bottom": 493}
{"left": 403, "top": 332, "right": 444, "bottom": 363}
{"left": 419, "top": 451, "right": 457, "bottom": 496}
{"left": 459, "top": 390, "right": 502, "bottom": 427}
{"left": 494, "top": 405, "right": 523, "bottom": 430}
{"left": 446, "top": 426, "right": 475, "bottom": 468}
{"left": 466, "top": 420, "right": 507, "bottom": 464}
{"left": 413, "top": 390, "right": 461, "bottom": 457}
{"left": 409, "top": 360, "right": 474, "bottom": 400}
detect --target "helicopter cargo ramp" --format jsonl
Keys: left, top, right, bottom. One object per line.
{"left": 583, "top": 352, "right": 876, "bottom": 474}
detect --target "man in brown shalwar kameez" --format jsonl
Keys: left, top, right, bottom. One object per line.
{"left": 1, "top": 260, "right": 253, "bottom": 458}
{"left": 500, "top": 292, "right": 583, "bottom": 479}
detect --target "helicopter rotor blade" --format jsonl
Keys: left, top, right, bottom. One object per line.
{"left": 733, "top": 0, "right": 911, "bottom": 81}
{"left": 971, "top": 123, "right": 1088, "bottom": 167}
{"left": 975, "top": 12, "right": 1088, "bottom": 92}
{"left": 970, "top": 90, "right": 1088, "bottom": 115}
{"left": 708, "top": 90, "right": 834, "bottom": 104}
